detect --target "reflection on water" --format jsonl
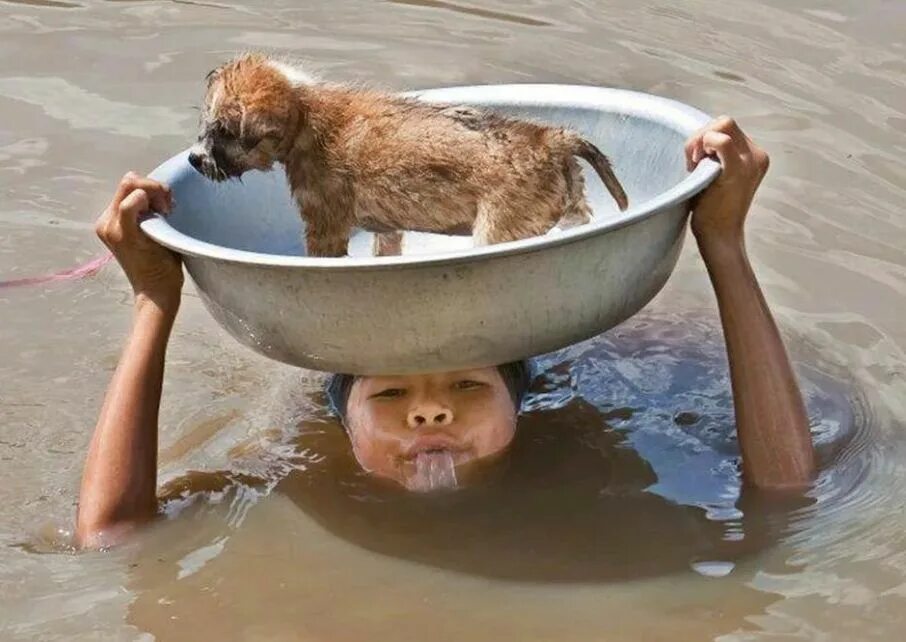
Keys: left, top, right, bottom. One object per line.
{"left": 386, "top": 0, "right": 554, "bottom": 28}
{"left": 0, "top": 0, "right": 904, "bottom": 639}
{"left": 0, "top": 77, "right": 191, "bottom": 138}
{"left": 1, "top": 0, "right": 81, "bottom": 8}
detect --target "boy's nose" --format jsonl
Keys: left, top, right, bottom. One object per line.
{"left": 407, "top": 401, "right": 454, "bottom": 429}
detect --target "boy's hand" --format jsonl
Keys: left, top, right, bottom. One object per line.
{"left": 684, "top": 116, "right": 770, "bottom": 244}
{"left": 95, "top": 173, "right": 183, "bottom": 312}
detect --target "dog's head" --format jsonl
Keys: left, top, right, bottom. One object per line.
{"left": 189, "top": 54, "right": 308, "bottom": 181}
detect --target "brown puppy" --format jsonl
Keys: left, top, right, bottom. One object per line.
{"left": 189, "top": 53, "right": 628, "bottom": 257}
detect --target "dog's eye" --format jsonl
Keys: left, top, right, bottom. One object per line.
{"left": 211, "top": 123, "right": 237, "bottom": 141}
{"left": 240, "top": 135, "right": 261, "bottom": 150}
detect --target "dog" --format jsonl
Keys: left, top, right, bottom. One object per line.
{"left": 189, "top": 53, "right": 628, "bottom": 257}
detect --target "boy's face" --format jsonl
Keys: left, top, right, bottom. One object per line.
{"left": 344, "top": 368, "right": 518, "bottom": 491}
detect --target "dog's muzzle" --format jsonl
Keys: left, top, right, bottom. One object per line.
{"left": 187, "top": 150, "right": 207, "bottom": 172}
{"left": 188, "top": 144, "right": 240, "bottom": 182}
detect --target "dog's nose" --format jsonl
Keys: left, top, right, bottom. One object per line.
{"left": 188, "top": 151, "right": 203, "bottom": 171}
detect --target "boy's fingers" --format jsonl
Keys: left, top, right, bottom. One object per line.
{"left": 112, "top": 174, "right": 171, "bottom": 213}
{"left": 144, "top": 185, "right": 171, "bottom": 216}
{"left": 686, "top": 116, "right": 755, "bottom": 171}
{"left": 118, "top": 188, "right": 151, "bottom": 228}
{"left": 700, "top": 131, "right": 742, "bottom": 173}
{"left": 685, "top": 133, "right": 705, "bottom": 171}
{"left": 135, "top": 181, "right": 171, "bottom": 215}
{"left": 684, "top": 136, "right": 696, "bottom": 171}
{"left": 111, "top": 171, "right": 141, "bottom": 206}
{"left": 711, "top": 116, "right": 753, "bottom": 157}
{"left": 711, "top": 115, "right": 742, "bottom": 138}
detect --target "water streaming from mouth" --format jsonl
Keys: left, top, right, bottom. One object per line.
{"left": 407, "top": 450, "right": 458, "bottom": 492}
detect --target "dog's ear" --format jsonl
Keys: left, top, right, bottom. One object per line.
{"left": 205, "top": 64, "right": 224, "bottom": 87}
{"left": 240, "top": 110, "right": 284, "bottom": 145}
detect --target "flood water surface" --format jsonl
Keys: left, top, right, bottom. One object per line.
{"left": 1, "top": 1, "right": 905, "bottom": 640}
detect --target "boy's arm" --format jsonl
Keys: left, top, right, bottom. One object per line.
{"left": 75, "top": 174, "right": 182, "bottom": 548}
{"left": 687, "top": 118, "right": 816, "bottom": 490}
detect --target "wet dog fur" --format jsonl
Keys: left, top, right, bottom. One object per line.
{"left": 189, "top": 53, "right": 628, "bottom": 257}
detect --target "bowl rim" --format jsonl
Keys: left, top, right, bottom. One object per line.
{"left": 141, "top": 83, "right": 720, "bottom": 271}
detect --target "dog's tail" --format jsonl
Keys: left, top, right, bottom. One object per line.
{"left": 572, "top": 138, "right": 629, "bottom": 211}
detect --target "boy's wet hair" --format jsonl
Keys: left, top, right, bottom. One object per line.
{"left": 326, "top": 361, "right": 532, "bottom": 425}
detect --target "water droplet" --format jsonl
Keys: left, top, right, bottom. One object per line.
{"left": 690, "top": 560, "right": 735, "bottom": 577}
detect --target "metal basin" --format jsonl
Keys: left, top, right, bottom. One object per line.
{"left": 141, "top": 85, "right": 719, "bottom": 374}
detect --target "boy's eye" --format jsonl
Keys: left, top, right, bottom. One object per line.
{"left": 454, "top": 380, "right": 485, "bottom": 391}
{"left": 370, "top": 388, "right": 406, "bottom": 399}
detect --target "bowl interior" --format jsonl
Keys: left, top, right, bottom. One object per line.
{"left": 159, "top": 86, "right": 694, "bottom": 259}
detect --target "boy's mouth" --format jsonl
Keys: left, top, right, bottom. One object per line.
{"left": 404, "top": 434, "right": 467, "bottom": 461}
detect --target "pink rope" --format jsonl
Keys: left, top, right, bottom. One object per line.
{"left": 0, "top": 253, "right": 113, "bottom": 289}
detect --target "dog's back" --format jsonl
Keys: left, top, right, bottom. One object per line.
{"left": 307, "top": 85, "right": 626, "bottom": 240}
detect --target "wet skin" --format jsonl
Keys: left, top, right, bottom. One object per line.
{"left": 344, "top": 368, "right": 517, "bottom": 490}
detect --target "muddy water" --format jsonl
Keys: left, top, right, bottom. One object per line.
{"left": 1, "top": 0, "right": 904, "bottom": 640}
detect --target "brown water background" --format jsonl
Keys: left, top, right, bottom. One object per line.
{"left": 1, "top": 0, "right": 905, "bottom": 640}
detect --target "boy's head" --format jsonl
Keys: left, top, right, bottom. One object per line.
{"left": 328, "top": 362, "right": 531, "bottom": 491}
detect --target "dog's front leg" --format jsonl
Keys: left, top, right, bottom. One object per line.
{"left": 305, "top": 217, "right": 350, "bottom": 257}
{"left": 301, "top": 200, "right": 351, "bottom": 258}
{"left": 306, "top": 228, "right": 350, "bottom": 258}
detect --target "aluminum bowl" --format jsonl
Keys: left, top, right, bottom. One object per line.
{"left": 141, "top": 85, "right": 719, "bottom": 374}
